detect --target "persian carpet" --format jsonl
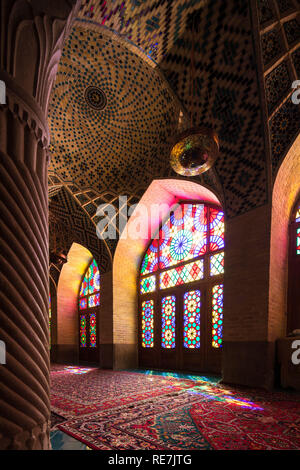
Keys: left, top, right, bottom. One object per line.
{"left": 50, "top": 412, "right": 67, "bottom": 430}
{"left": 51, "top": 366, "right": 300, "bottom": 450}
{"left": 50, "top": 365, "right": 197, "bottom": 418}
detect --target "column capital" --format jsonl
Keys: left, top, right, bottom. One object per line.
{"left": 0, "top": 0, "right": 80, "bottom": 144}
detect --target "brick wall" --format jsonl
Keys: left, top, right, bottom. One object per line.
{"left": 56, "top": 243, "right": 92, "bottom": 360}
{"left": 269, "top": 134, "right": 300, "bottom": 341}
{"left": 224, "top": 204, "right": 271, "bottom": 342}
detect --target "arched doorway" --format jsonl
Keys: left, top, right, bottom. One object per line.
{"left": 138, "top": 201, "right": 224, "bottom": 373}
{"left": 287, "top": 201, "right": 300, "bottom": 333}
{"left": 78, "top": 258, "right": 100, "bottom": 362}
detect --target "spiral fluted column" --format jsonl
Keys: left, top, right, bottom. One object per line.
{"left": 0, "top": 0, "right": 80, "bottom": 450}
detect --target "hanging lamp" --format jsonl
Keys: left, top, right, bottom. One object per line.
{"left": 170, "top": 13, "right": 219, "bottom": 176}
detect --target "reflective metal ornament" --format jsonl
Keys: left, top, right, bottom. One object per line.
{"left": 170, "top": 127, "right": 219, "bottom": 176}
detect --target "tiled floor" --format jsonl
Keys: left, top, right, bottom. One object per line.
{"left": 51, "top": 429, "right": 91, "bottom": 450}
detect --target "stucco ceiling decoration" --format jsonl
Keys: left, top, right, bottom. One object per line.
{"left": 48, "top": 20, "right": 184, "bottom": 194}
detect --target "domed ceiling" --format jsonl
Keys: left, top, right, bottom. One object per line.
{"left": 48, "top": 21, "right": 182, "bottom": 194}
{"left": 48, "top": 0, "right": 300, "bottom": 265}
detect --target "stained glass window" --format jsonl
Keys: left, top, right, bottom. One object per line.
{"left": 209, "top": 208, "right": 225, "bottom": 251}
{"left": 212, "top": 284, "right": 223, "bottom": 348}
{"left": 159, "top": 204, "right": 207, "bottom": 269}
{"left": 140, "top": 275, "right": 156, "bottom": 294}
{"left": 141, "top": 241, "right": 159, "bottom": 275}
{"left": 297, "top": 227, "right": 300, "bottom": 255}
{"left": 90, "top": 313, "right": 97, "bottom": 348}
{"left": 139, "top": 202, "right": 225, "bottom": 354}
{"left": 161, "top": 296, "right": 176, "bottom": 348}
{"left": 141, "top": 300, "right": 154, "bottom": 347}
{"left": 296, "top": 205, "right": 300, "bottom": 223}
{"left": 79, "top": 259, "right": 100, "bottom": 307}
{"left": 88, "top": 260, "right": 100, "bottom": 294}
{"left": 88, "top": 293, "right": 100, "bottom": 308}
{"left": 78, "top": 258, "right": 100, "bottom": 348}
{"left": 80, "top": 315, "right": 87, "bottom": 347}
{"left": 183, "top": 290, "right": 201, "bottom": 348}
{"left": 160, "top": 259, "right": 204, "bottom": 289}
{"left": 210, "top": 251, "right": 224, "bottom": 276}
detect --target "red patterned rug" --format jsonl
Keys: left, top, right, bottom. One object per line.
{"left": 51, "top": 365, "right": 196, "bottom": 418}
{"left": 51, "top": 366, "right": 300, "bottom": 450}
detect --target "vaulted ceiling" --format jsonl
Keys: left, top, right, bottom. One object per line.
{"left": 48, "top": 0, "right": 300, "bottom": 268}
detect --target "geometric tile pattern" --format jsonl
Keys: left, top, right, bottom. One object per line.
{"left": 78, "top": 0, "right": 208, "bottom": 63}
{"left": 47, "top": 0, "right": 299, "bottom": 227}
{"left": 48, "top": 171, "right": 143, "bottom": 252}
{"left": 277, "top": 0, "right": 296, "bottom": 14}
{"left": 292, "top": 46, "right": 300, "bottom": 76}
{"left": 261, "top": 29, "right": 284, "bottom": 67}
{"left": 258, "top": 0, "right": 276, "bottom": 24}
{"left": 284, "top": 18, "right": 300, "bottom": 46}
{"left": 160, "top": 1, "right": 268, "bottom": 216}
{"left": 257, "top": 0, "right": 300, "bottom": 178}
{"left": 49, "top": 187, "right": 112, "bottom": 273}
{"left": 265, "top": 61, "right": 291, "bottom": 113}
{"left": 48, "top": 22, "right": 181, "bottom": 195}
{"left": 269, "top": 98, "right": 300, "bottom": 174}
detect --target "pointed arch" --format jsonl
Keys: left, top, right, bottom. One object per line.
{"left": 269, "top": 134, "right": 300, "bottom": 340}
{"left": 113, "top": 178, "right": 223, "bottom": 369}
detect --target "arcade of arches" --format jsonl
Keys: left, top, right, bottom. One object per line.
{"left": 0, "top": 0, "right": 300, "bottom": 451}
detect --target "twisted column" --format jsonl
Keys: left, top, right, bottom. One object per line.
{"left": 0, "top": 0, "right": 80, "bottom": 450}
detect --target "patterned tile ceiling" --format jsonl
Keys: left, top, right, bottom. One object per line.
{"left": 78, "top": 0, "right": 208, "bottom": 63}
{"left": 257, "top": 0, "right": 300, "bottom": 178}
{"left": 49, "top": 186, "right": 112, "bottom": 273}
{"left": 48, "top": 0, "right": 300, "bottom": 238}
{"left": 48, "top": 21, "right": 182, "bottom": 195}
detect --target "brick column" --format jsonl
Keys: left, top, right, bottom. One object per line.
{"left": 222, "top": 204, "right": 274, "bottom": 389}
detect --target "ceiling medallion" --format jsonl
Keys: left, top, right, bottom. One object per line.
{"left": 170, "top": 127, "right": 219, "bottom": 176}
{"left": 84, "top": 86, "right": 107, "bottom": 110}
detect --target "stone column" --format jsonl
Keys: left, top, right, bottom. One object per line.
{"left": 0, "top": 0, "right": 80, "bottom": 450}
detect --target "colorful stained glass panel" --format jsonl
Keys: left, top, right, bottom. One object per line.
{"left": 296, "top": 205, "right": 300, "bottom": 223}
{"left": 212, "top": 284, "right": 223, "bottom": 348}
{"left": 141, "top": 241, "right": 158, "bottom": 275}
{"left": 297, "top": 227, "right": 300, "bottom": 255}
{"left": 210, "top": 251, "right": 224, "bottom": 276}
{"left": 140, "top": 275, "right": 156, "bottom": 294}
{"left": 90, "top": 313, "right": 97, "bottom": 347}
{"left": 88, "top": 260, "right": 100, "bottom": 294}
{"left": 80, "top": 315, "right": 87, "bottom": 347}
{"left": 183, "top": 290, "right": 201, "bottom": 348}
{"left": 80, "top": 275, "right": 88, "bottom": 297}
{"left": 161, "top": 296, "right": 176, "bottom": 348}
{"left": 141, "top": 300, "right": 154, "bottom": 348}
{"left": 79, "top": 297, "right": 87, "bottom": 310}
{"left": 159, "top": 204, "right": 207, "bottom": 269}
{"left": 160, "top": 259, "right": 204, "bottom": 289}
{"left": 88, "top": 293, "right": 100, "bottom": 308}
{"left": 210, "top": 208, "right": 225, "bottom": 251}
